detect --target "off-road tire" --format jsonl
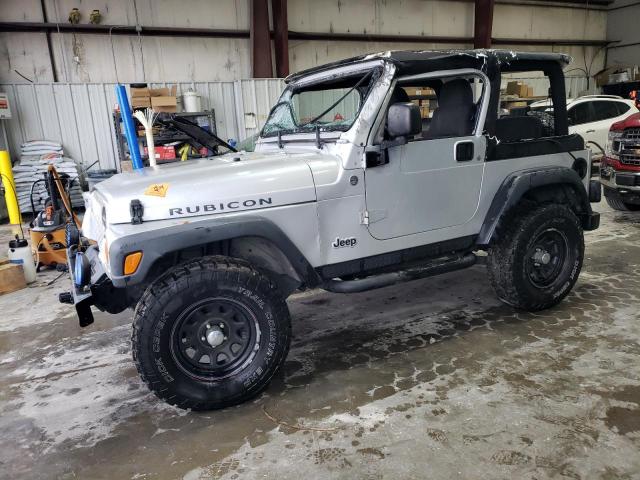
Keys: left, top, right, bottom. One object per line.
{"left": 605, "top": 195, "right": 640, "bottom": 212}
{"left": 132, "top": 256, "right": 291, "bottom": 410}
{"left": 487, "top": 204, "right": 584, "bottom": 311}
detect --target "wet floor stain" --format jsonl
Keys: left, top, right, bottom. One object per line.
{"left": 604, "top": 407, "right": 640, "bottom": 435}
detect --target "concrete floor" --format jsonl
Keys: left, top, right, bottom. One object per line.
{"left": 0, "top": 202, "right": 639, "bottom": 479}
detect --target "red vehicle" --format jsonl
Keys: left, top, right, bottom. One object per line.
{"left": 600, "top": 112, "right": 640, "bottom": 211}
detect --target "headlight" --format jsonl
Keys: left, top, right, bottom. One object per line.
{"left": 606, "top": 131, "right": 622, "bottom": 159}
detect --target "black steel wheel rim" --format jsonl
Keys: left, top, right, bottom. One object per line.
{"left": 170, "top": 298, "right": 260, "bottom": 381}
{"left": 526, "top": 228, "right": 568, "bottom": 289}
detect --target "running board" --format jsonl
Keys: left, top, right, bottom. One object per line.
{"left": 323, "top": 253, "right": 477, "bottom": 294}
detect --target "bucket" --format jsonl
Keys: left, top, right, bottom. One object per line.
{"left": 183, "top": 90, "right": 202, "bottom": 112}
{"left": 87, "top": 169, "right": 117, "bottom": 191}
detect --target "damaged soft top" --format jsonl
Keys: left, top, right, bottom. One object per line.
{"left": 285, "top": 49, "right": 572, "bottom": 84}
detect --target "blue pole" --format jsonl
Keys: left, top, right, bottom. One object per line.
{"left": 115, "top": 84, "right": 144, "bottom": 170}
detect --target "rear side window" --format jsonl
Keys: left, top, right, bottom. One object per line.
{"left": 568, "top": 102, "right": 593, "bottom": 126}
{"left": 592, "top": 101, "right": 622, "bottom": 121}
{"left": 615, "top": 102, "right": 631, "bottom": 116}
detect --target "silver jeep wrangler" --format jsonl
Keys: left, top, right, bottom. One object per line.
{"left": 63, "top": 50, "right": 601, "bottom": 410}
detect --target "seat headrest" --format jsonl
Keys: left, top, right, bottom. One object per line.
{"left": 439, "top": 79, "right": 473, "bottom": 108}
{"left": 390, "top": 87, "right": 410, "bottom": 104}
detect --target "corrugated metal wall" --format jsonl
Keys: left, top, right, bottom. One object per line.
{"left": 0, "top": 79, "right": 285, "bottom": 171}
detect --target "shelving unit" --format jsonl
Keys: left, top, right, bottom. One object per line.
{"left": 113, "top": 110, "right": 217, "bottom": 169}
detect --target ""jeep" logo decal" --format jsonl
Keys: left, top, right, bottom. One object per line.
{"left": 332, "top": 237, "right": 357, "bottom": 248}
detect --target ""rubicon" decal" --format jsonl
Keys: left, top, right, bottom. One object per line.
{"left": 169, "top": 197, "right": 273, "bottom": 216}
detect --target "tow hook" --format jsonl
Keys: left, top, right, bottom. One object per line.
{"left": 59, "top": 292, "right": 74, "bottom": 304}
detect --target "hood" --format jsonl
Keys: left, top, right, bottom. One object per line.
{"left": 94, "top": 150, "right": 331, "bottom": 224}
{"left": 611, "top": 112, "right": 640, "bottom": 131}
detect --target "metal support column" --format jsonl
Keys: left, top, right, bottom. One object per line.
{"left": 474, "top": 0, "right": 495, "bottom": 49}
{"left": 251, "top": 0, "right": 273, "bottom": 78}
{"left": 272, "top": 0, "right": 289, "bottom": 78}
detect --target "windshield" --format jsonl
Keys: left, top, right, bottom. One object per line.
{"left": 261, "top": 69, "right": 380, "bottom": 138}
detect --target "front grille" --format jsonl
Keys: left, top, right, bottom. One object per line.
{"left": 624, "top": 128, "right": 640, "bottom": 140}
{"left": 620, "top": 128, "right": 640, "bottom": 165}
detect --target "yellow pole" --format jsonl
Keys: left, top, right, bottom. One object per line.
{"left": 0, "top": 150, "right": 21, "bottom": 226}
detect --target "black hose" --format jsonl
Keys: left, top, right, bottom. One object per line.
{"left": 29, "top": 178, "right": 45, "bottom": 219}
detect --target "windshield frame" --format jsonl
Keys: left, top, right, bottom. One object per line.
{"left": 260, "top": 61, "right": 385, "bottom": 140}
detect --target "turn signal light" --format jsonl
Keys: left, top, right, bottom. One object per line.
{"left": 124, "top": 251, "right": 143, "bottom": 275}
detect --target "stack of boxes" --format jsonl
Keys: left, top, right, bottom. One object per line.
{"left": 404, "top": 86, "right": 436, "bottom": 119}
{"left": 505, "top": 81, "right": 534, "bottom": 99}
{"left": 130, "top": 85, "right": 178, "bottom": 112}
{"left": 503, "top": 81, "right": 535, "bottom": 111}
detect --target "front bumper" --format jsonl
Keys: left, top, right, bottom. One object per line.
{"left": 600, "top": 162, "right": 640, "bottom": 205}
{"left": 600, "top": 155, "right": 640, "bottom": 191}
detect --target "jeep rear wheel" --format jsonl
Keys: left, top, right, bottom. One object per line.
{"left": 132, "top": 256, "right": 291, "bottom": 410}
{"left": 487, "top": 204, "right": 584, "bottom": 311}
{"left": 605, "top": 194, "right": 640, "bottom": 212}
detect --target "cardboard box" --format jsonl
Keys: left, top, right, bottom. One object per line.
{"left": 526, "top": 86, "right": 534, "bottom": 98}
{"left": 404, "top": 87, "right": 423, "bottom": 97}
{"left": 506, "top": 81, "right": 520, "bottom": 95}
{"left": 130, "top": 87, "right": 150, "bottom": 97}
{"left": 131, "top": 96, "right": 151, "bottom": 109}
{"left": 151, "top": 96, "right": 177, "bottom": 112}
{"left": 517, "top": 83, "right": 528, "bottom": 98}
{"left": 0, "top": 263, "right": 26, "bottom": 295}
{"left": 150, "top": 86, "right": 176, "bottom": 97}
{"left": 506, "top": 81, "right": 530, "bottom": 98}
{"left": 150, "top": 85, "right": 177, "bottom": 112}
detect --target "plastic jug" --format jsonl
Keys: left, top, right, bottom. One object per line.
{"left": 8, "top": 236, "right": 37, "bottom": 284}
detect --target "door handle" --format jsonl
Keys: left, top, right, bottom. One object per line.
{"left": 586, "top": 129, "right": 596, "bottom": 133}
{"left": 455, "top": 141, "right": 474, "bottom": 162}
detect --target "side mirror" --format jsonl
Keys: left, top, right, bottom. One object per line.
{"left": 387, "top": 102, "right": 421, "bottom": 138}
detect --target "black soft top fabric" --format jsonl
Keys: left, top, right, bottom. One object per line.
{"left": 286, "top": 49, "right": 571, "bottom": 83}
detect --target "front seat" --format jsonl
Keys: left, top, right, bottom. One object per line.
{"left": 389, "top": 86, "right": 410, "bottom": 105}
{"left": 424, "top": 79, "right": 475, "bottom": 139}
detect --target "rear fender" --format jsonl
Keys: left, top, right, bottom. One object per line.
{"left": 477, "top": 166, "right": 598, "bottom": 246}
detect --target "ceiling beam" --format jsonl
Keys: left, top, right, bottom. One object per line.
{"left": 0, "top": 22, "right": 609, "bottom": 48}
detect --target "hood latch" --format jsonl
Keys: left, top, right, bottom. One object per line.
{"left": 130, "top": 199, "right": 144, "bottom": 224}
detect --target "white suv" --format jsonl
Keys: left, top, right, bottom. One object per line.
{"left": 530, "top": 95, "right": 638, "bottom": 155}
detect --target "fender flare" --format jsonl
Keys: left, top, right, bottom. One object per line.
{"left": 108, "top": 215, "right": 319, "bottom": 288}
{"left": 476, "top": 166, "right": 596, "bottom": 246}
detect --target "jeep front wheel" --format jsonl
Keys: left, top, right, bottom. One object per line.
{"left": 487, "top": 204, "right": 584, "bottom": 311}
{"left": 132, "top": 256, "right": 291, "bottom": 410}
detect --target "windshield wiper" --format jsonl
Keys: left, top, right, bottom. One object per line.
{"left": 297, "top": 70, "right": 374, "bottom": 129}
